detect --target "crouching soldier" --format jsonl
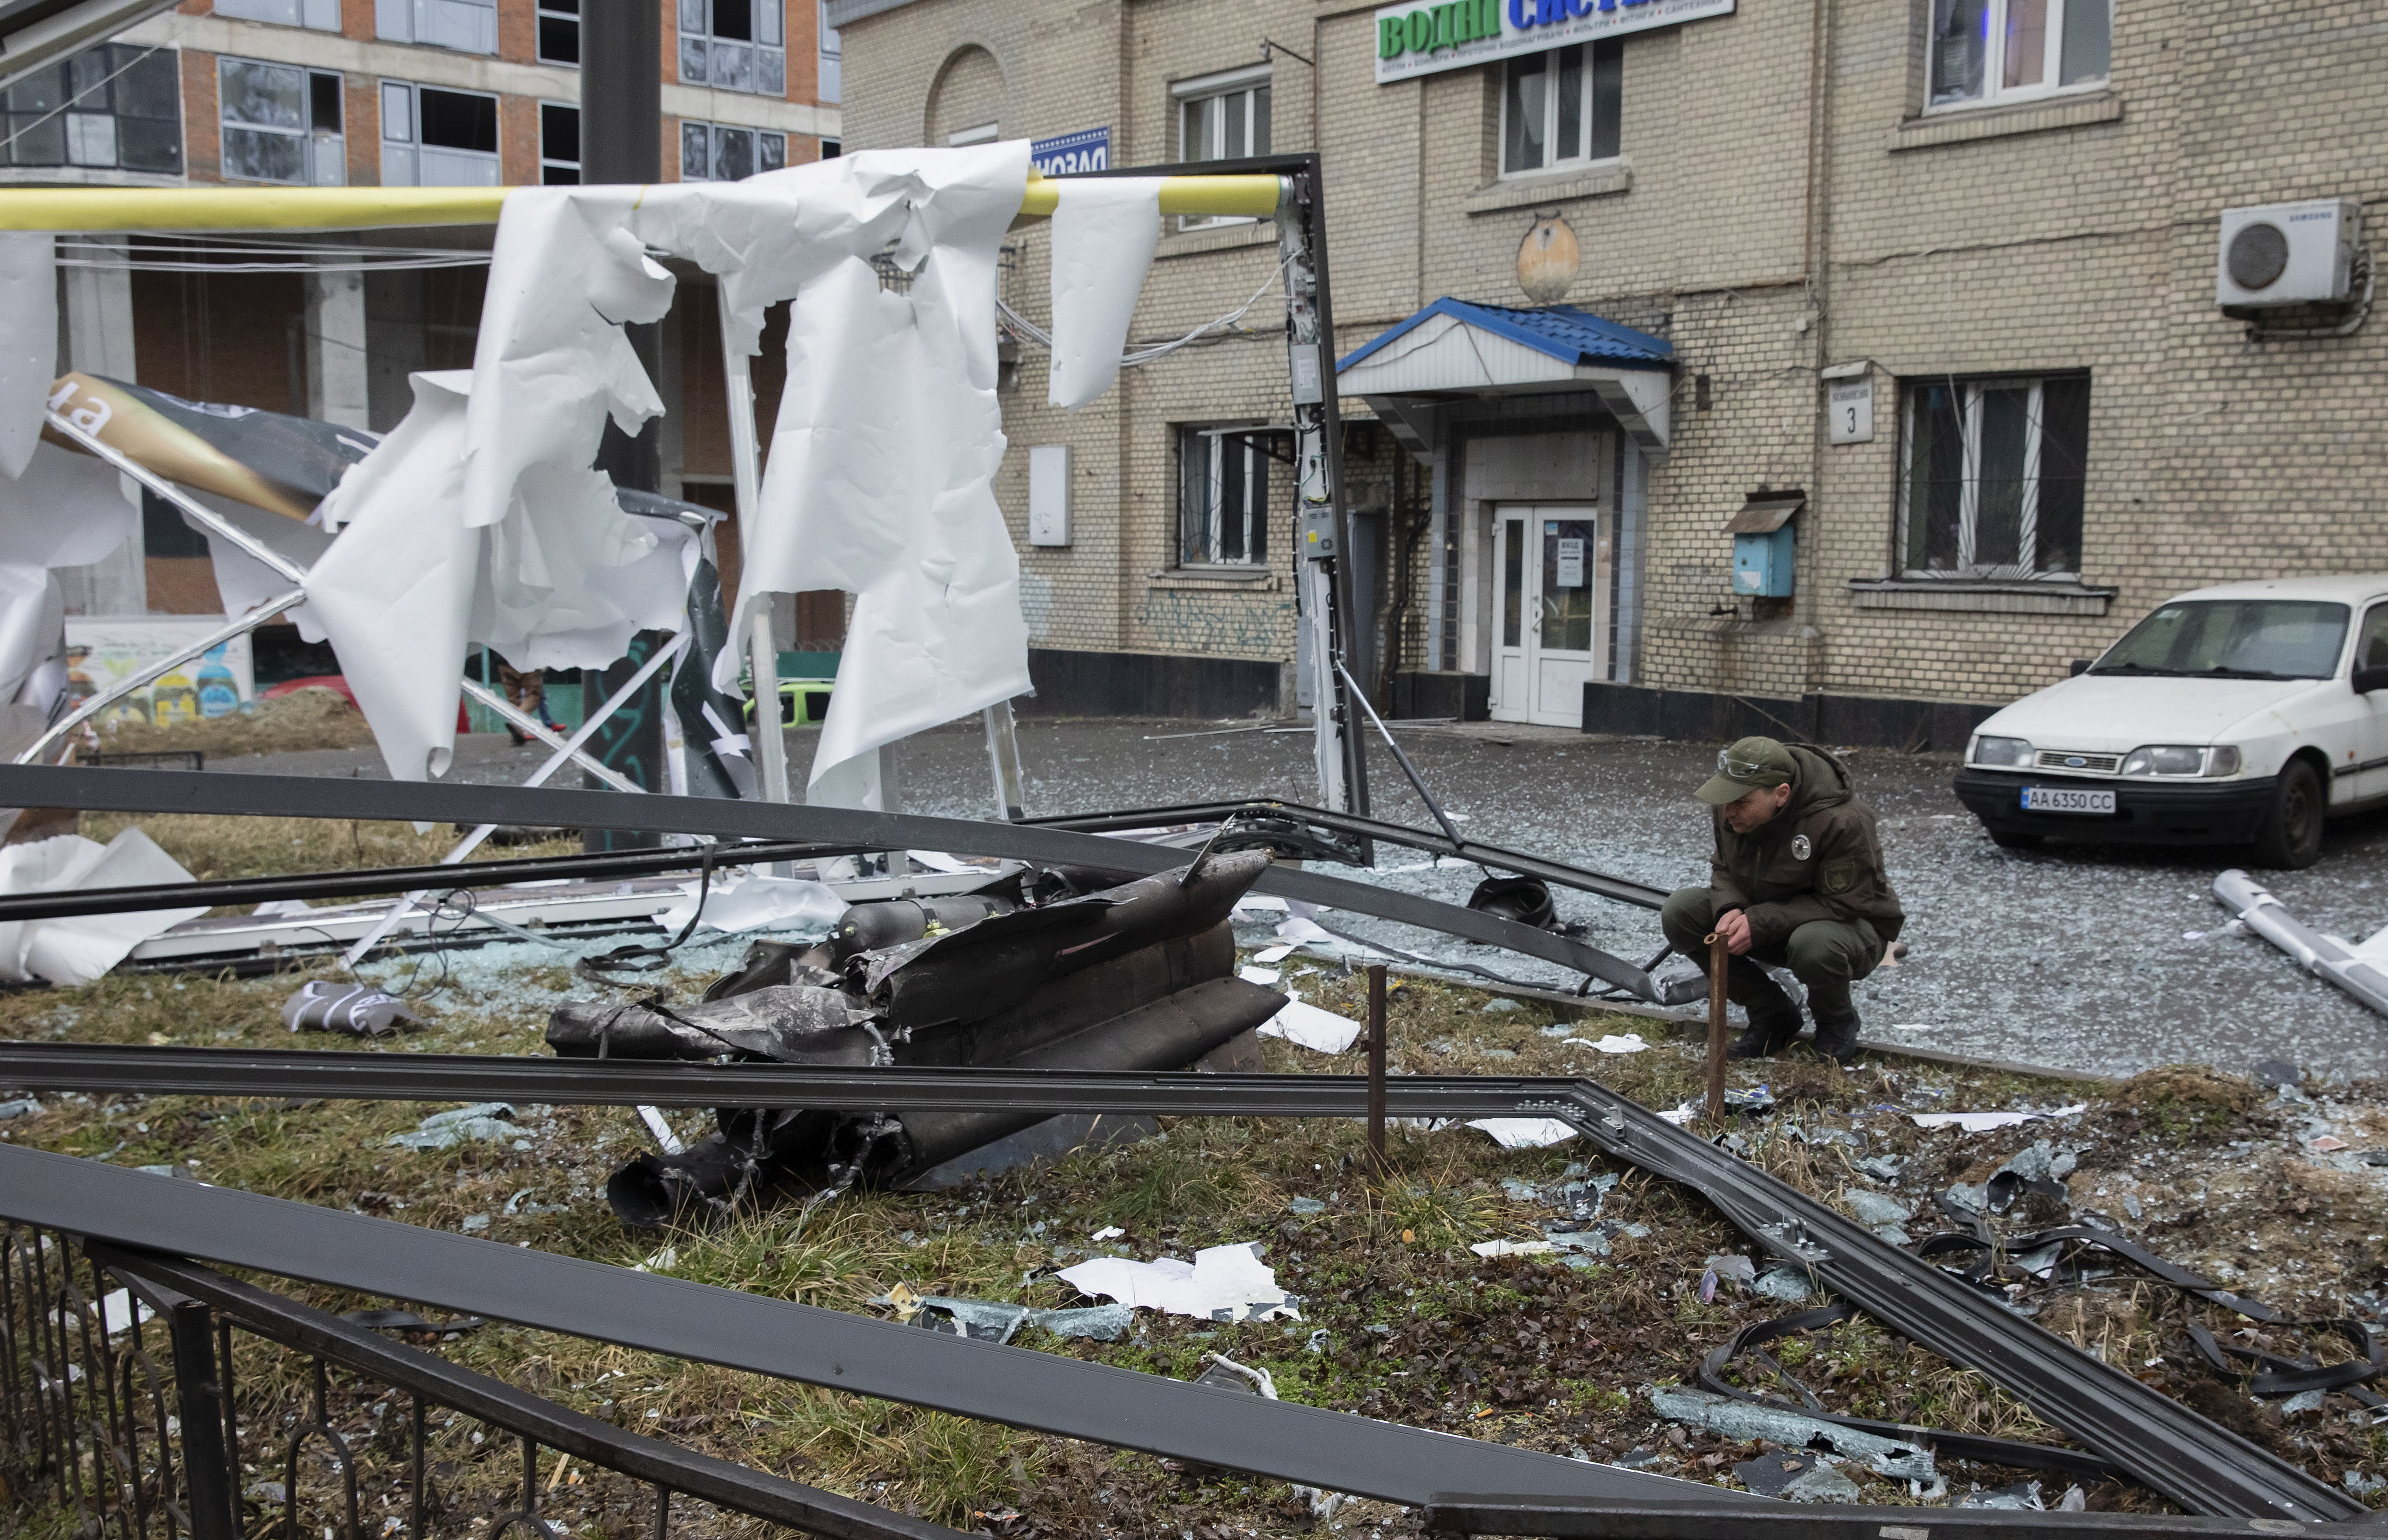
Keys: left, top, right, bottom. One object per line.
{"left": 1659, "top": 736, "right": 1904, "bottom": 1065}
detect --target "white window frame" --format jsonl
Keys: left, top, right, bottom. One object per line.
{"left": 1496, "top": 42, "right": 1619, "bottom": 180}
{"left": 1896, "top": 374, "right": 2088, "bottom": 581}
{"left": 946, "top": 121, "right": 996, "bottom": 145}
{"left": 379, "top": 79, "right": 500, "bottom": 188}
{"left": 817, "top": 0, "right": 840, "bottom": 103}
{"left": 538, "top": 100, "right": 578, "bottom": 183}
{"left": 214, "top": 0, "right": 340, "bottom": 32}
{"left": 1924, "top": 0, "right": 2108, "bottom": 114}
{"left": 1179, "top": 423, "right": 1280, "bottom": 568}
{"left": 217, "top": 56, "right": 343, "bottom": 186}
{"left": 1172, "top": 64, "right": 1271, "bottom": 229}
{"left": 373, "top": 0, "right": 497, "bottom": 53}
{"left": 678, "top": 119, "right": 787, "bottom": 181}
{"left": 535, "top": 0, "right": 578, "bottom": 66}
{"left": 677, "top": 0, "right": 786, "bottom": 99}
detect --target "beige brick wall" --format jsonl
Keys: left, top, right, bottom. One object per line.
{"left": 843, "top": 0, "right": 2388, "bottom": 710}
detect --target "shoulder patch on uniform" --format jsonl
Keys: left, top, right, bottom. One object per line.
{"left": 1791, "top": 834, "right": 1811, "bottom": 861}
{"left": 1820, "top": 858, "right": 1856, "bottom": 896}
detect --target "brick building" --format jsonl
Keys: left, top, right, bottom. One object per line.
{"left": 0, "top": 0, "right": 841, "bottom": 639}
{"left": 831, "top": 0, "right": 2388, "bottom": 739}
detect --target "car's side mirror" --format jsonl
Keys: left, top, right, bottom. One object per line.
{"left": 2355, "top": 666, "right": 2388, "bottom": 695}
{"left": 2068, "top": 658, "right": 2092, "bottom": 677}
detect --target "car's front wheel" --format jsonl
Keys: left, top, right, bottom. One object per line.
{"left": 2251, "top": 759, "right": 2325, "bottom": 869}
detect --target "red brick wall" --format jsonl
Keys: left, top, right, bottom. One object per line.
{"left": 180, "top": 49, "right": 220, "bottom": 183}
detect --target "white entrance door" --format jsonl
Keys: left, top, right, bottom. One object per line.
{"left": 1490, "top": 506, "right": 1600, "bottom": 727}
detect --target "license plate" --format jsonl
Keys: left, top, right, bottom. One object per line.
{"left": 2021, "top": 785, "right": 2116, "bottom": 815}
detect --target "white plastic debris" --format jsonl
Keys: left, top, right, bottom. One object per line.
{"left": 388, "top": 1103, "right": 528, "bottom": 1151}
{"left": 1275, "top": 916, "right": 1336, "bottom": 946}
{"left": 1057, "top": 1241, "right": 1300, "bottom": 1322}
{"left": 1090, "top": 1225, "right": 1124, "bottom": 1242}
{"left": 651, "top": 872, "right": 846, "bottom": 936}
{"left": 0, "top": 829, "right": 208, "bottom": 985}
{"left": 92, "top": 1288, "right": 153, "bottom": 1337}
{"left": 1466, "top": 1117, "right": 1580, "bottom": 1150}
{"left": 1259, "top": 997, "right": 1364, "bottom": 1055}
{"left": 1470, "top": 1239, "right": 1557, "bottom": 1258}
{"left": 1251, "top": 943, "right": 1298, "bottom": 964}
{"left": 2215, "top": 869, "right": 2388, "bottom": 1018}
{"left": 1238, "top": 966, "right": 1282, "bottom": 985}
{"left": 1910, "top": 1103, "right": 2087, "bottom": 1132}
{"left": 1566, "top": 1033, "right": 1648, "bottom": 1055}
{"left": 1232, "top": 894, "right": 1288, "bottom": 914}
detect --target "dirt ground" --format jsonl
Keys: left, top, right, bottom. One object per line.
{"left": 5, "top": 892, "right": 2385, "bottom": 1537}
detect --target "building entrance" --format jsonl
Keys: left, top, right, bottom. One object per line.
{"left": 1491, "top": 504, "right": 1599, "bottom": 727}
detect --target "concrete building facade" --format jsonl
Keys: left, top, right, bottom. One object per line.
{"left": 830, "top": 0, "right": 2388, "bottom": 741}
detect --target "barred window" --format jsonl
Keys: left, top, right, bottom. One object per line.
{"left": 1899, "top": 374, "right": 2090, "bottom": 579}
{"left": 1178, "top": 426, "right": 1282, "bottom": 567}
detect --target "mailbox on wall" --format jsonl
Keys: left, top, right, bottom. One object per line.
{"left": 1726, "top": 491, "right": 1803, "bottom": 599}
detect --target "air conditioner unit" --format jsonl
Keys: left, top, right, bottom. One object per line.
{"left": 2216, "top": 200, "right": 2360, "bottom": 308}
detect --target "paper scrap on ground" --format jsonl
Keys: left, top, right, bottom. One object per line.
{"left": 1238, "top": 966, "right": 1281, "bottom": 985}
{"left": 1470, "top": 1239, "right": 1556, "bottom": 1258}
{"left": 1275, "top": 916, "right": 1336, "bottom": 946}
{"left": 1259, "top": 997, "right": 1364, "bottom": 1055}
{"left": 1057, "top": 1241, "right": 1300, "bottom": 1322}
{"left": 1910, "top": 1103, "right": 2088, "bottom": 1132}
{"left": 1233, "top": 894, "right": 1287, "bottom": 914}
{"left": 1658, "top": 1104, "right": 1699, "bottom": 1126}
{"left": 1566, "top": 1033, "right": 1647, "bottom": 1054}
{"left": 388, "top": 1103, "right": 528, "bottom": 1150}
{"left": 0, "top": 830, "right": 207, "bottom": 985}
{"left": 1252, "top": 943, "right": 1297, "bottom": 964}
{"left": 1468, "top": 1117, "right": 1580, "bottom": 1149}
{"left": 1048, "top": 178, "right": 1162, "bottom": 411}
{"left": 652, "top": 872, "right": 847, "bottom": 936}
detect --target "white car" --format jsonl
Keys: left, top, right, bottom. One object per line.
{"left": 1954, "top": 575, "right": 2388, "bottom": 868}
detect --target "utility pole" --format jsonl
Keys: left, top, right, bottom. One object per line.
{"left": 580, "top": 0, "right": 670, "bottom": 847}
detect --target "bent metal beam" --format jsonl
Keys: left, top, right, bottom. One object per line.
{"left": 0, "top": 1045, "right": 2363, "bottom": 1523}
{"left": 0, "top": 764, "right": 1656, "bottom": 995}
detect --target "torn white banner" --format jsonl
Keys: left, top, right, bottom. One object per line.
{"left": 0, "top": 234, "right": 53, "bottom": 481}
{"left": 1259, "top": 997, "right": 1363, "bottom": 1055}
{"left": 0, "top": 829, "right": 206, "bottom": 985}
{"left": 651, "top": 871, "right": 847, "bottom": 936}
{"left": 1057, "top": 1242, "right": 1300, "bottom": 1321}
{"left": 1048, "top": 178, "right": 1161, "bottom": 411}
{"left": 725, "top": 142, "right": 1034, "bottom": 800}
{"left": 0, "top": 441, "right": 137, "bottom": 753}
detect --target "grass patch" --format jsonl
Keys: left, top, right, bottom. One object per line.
{"left": 90, "top": 686, "right": 379, "bottom": 758}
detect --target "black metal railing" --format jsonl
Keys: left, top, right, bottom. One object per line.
{"left": 1, "top": 1224, "right": 961, "bottom": 1540}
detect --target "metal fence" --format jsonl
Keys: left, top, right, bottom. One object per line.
{"left": 1, "top": 1225, "right": 961, "bottom": 1540}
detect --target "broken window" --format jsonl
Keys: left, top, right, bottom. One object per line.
{"left": 1178, "top": 426, "right": 1278, "bottom": 568}
{"left": 379, "top": 81, "right": 499, "bottom": 187}
{"left": 1500, "top": 42, "right": 1621, "bottom": 178}
{"left": 679, "top": 121, "right": 786, "bottom": 182}
{"left": 219, "top": 58, "right": 341, "bottom": 186}
{"left": 1898, "top": 373, "right": 2088, "bottom": 579}
{"left": 540, "top": 102, "right": 579, "bottom": 184}
{"left": 4, "top": 43, "right": 180, "bottom": 173}
{"left": 679, "top": 0, "right": 787, "bottom": 98}
{"left": 1928, "top": 0, "right": 2107, "bottom": 109}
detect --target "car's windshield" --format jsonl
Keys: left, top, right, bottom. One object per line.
{"left": 2091, "top": 599, "right": 2351, "bottom": 679}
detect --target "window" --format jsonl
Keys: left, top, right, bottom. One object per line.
{"left": 1178, "top": 426, "right": 1279, "bottom": 566}
{"left": 678, "top": 0, "right": 786, "bottom": 98}
{"left": 216, "top": 0, "right": 340, "bottom": 29}
{"left": 1928, "top": 0, "right": 2107, "bottom": 110}
{"left": 374, "top": 0, "right": 496, "bottom": 55}
{"left": 818, "top": 0, "right": 839, "bottom": 103}
{"left": 1899, "top": 373, "right": 2089, "bottom": 579}
{"left": 4, "top": 43, "right": 180, "bottom": 173}
{"left": 537, "top": 0, "right": 579, "bottom": 64}
{"left": 820, "top": 137, "right": 839, "bottom": 157}
{"left": 947, "top": 121, "right": 996, "bottom": 145}
{"left": 1176, "top": 64, "right": 1269, "bottom": 164}
{"left": 540, "top": 102, "right": 578, "bottom": 183}
{"left": 2093, "top": 601, "right": 2350, "bottom": 682}
{"left": 219, "top": 58, "right": 343, "bottom": 185}
{"left": 679, "top": 120, "right": 785, "bottom": 181}
{"left": 1500, "top": 42, "right": 1620, "bottom": 177}
{"left": 380, "top": 81, "right": 499, "bottom": 187}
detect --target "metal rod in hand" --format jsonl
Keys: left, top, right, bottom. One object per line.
{"left": 1366, "top": 962, "right": 1388, "bottom": 1176}
{"left": 1704, "top": 930, "right": 1728, "bottom": 1123}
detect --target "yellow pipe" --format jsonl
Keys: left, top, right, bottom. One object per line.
{"left": 0, "top": 174, "right": 1287, "bottom": 231}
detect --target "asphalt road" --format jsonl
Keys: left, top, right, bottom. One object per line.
{"left": 221, "top": 716, "right": 2388, "bottom": 1081}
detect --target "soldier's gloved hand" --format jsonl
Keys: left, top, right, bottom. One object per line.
{"left": 1714, "top": 908, "right": 1753, "bottom": 956}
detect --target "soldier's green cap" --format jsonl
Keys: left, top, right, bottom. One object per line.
{"left": 1695, "top": 736, "right": 1797, "bottom": 805}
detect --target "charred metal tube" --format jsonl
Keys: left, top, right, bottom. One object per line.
{"left": 850, "top": 975, "right": 1289, "bottom": 1187}
{"left": 2213, "top": 868, "right": 2388, "bottom": 1017}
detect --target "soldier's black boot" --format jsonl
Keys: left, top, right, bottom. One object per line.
{"left": 1726, "top": 1004, "right": 1803, "bottom": 1060}
{"left": 1808, "top": 1010, "right": 1863, "bottom": 1066}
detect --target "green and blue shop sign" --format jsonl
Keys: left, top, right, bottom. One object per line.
{"left": 1374, "top": 0, "right": 1733, "bottom": 83}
